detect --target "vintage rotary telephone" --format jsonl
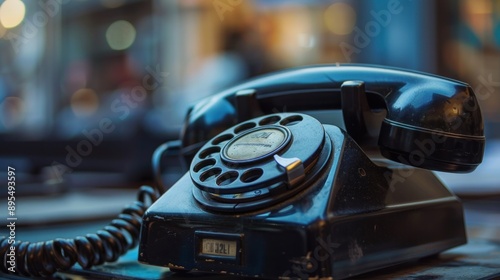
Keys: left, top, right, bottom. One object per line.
{"left": 0, "top": 65, "right": 485, "bottom": 279}
{"left": 138, "top": 64, "right": 485, "bottom": 279}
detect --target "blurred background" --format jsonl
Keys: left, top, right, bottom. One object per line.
{"left": 0, "top": 0, "right": 499, "bottom": 229}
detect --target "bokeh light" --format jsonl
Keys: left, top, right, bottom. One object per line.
{"left": 464, "top": 0, "right": 492, "bottom": 15}
{"left": 324, "top": 2, "right": 356, "bottom": 35}
{"left": 70, "top": 88, "right": 99, "bottom": 117}
{"left": 105, "top": 20, "right": 136, "bottom": 50}
{"left": 0, "top": 0, "right": 26, "bottom": 29}
{"left": 298, "top": 33, "right": 316, "bottom": 48}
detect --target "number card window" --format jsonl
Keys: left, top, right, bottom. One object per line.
{"left": 195, "top": 231, "right": 242, "bottom": 264}
{"left": 201, "top": 239, "right": 237, "bottom": 257}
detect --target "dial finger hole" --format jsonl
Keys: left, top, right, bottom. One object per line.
{"left": 259, "top": 115, "right": 281, "bottom": 125}
{"left": 199, "top": 146, "right": 221, "bottom": 159}
{"left": 241, "top": 168, "right": 263, "bottom": 183}
{"left": 200, "top": 168, "right": 222, "bottom": 182}
{"left": 280, "top": 115, "right": 303, "bottom": 126}
{"left": 234, "top": 122, "right": 256, "bottom": 134}
{"left": 193, "top": 158, "right": 216, "bottom": 173}
{"left": 212, "top": 134, "right": 233, "bottom": 145}
{"left": 216, "top": 171, "right": 239, "bottom": 186}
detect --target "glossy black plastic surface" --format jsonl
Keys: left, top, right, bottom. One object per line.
{"left": 340, "top": 80, "right": 370, "bottom": 143}
{"left": 180, "top": 64, "right": 485, "bottom": 172}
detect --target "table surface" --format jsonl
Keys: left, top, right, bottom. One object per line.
{"left": 55, "top": 237, "right": 500, "bottom": 280}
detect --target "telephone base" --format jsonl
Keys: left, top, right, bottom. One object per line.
{"left": 139, "top": 126, "right": 466, "bottom": 279}
{"left": 139, "top": 187, "right": 465, "bottom": 279}
{"left": 139, "top": 185, "right": 465, "bottom": 280}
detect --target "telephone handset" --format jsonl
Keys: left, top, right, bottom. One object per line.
{"left": 139, "top": 65, "right": 485, "bottom": 279}
{"left": 180, "top": 64, "right": 484, "bottom": 172}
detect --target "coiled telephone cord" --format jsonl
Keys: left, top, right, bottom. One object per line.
{"left": 0, "top": 185, "right": 159, "bottom": 277}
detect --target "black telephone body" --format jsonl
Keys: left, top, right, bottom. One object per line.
{"left": 139, "top": 65, "right": 485, "bottom": 279}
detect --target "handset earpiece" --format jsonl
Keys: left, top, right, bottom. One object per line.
{"left": 376, "top": 76, "right": 484, "bottom": 172}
